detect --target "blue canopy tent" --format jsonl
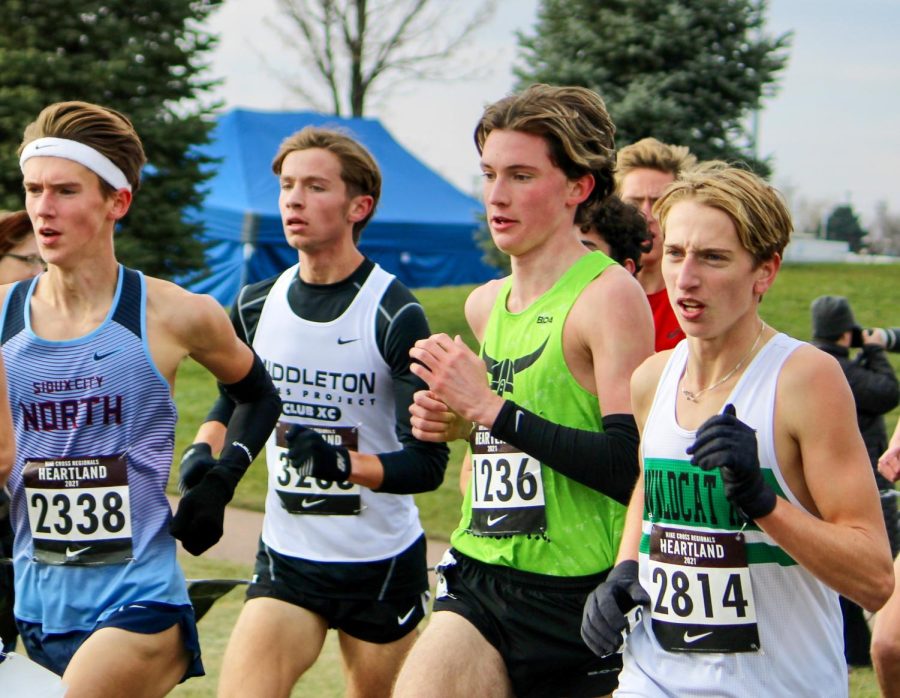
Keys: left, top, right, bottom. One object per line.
{"left": 183, "top": 108, "right": 498, "bottom": 305}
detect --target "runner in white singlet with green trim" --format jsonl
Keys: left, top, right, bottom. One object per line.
{"left": 581, "top": 162, "right": 895, "bottom": 697}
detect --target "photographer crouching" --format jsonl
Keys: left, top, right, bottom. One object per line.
{"left": 811, "top": 295, "right": 900, "bottom": 667}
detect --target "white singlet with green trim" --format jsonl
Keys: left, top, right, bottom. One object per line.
{"left": 617, "top": 333, "right": 846, "bottom": 698}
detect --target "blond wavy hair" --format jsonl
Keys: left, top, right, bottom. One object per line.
{"left": 615, "top": 138, "right": 697, "bottom": 191}
{"left": 654, "top": 162, "right": 792, "bottom": 265}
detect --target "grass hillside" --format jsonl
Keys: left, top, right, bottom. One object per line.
{"left": 169, "top": 262, "right": 900, "bottom": 540}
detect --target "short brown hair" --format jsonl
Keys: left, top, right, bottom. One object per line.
{"left": 474, "top": 84, "right": 616, "bottom": 226}
{"left": 0, "top": 211, "right": 33, "bottom": 257}
{"left": 272, "top": 126, "right": 381, "bottom": 243}
{"left": 654, "top": 161, "right": 792, "bottom": 265}
{"left": 615, "top": 137, "right": 697, "bottom": 192}
{"left": 19, "top": 101, "right": 146, "bottom": 194}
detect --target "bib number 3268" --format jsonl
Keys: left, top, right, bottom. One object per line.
{"left": 272, "top": 422, "right": 362, "bottom": 516}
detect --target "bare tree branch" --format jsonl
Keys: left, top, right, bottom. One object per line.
{"left": 270, "top": 0, "right": 498, "bottom": 116}
{"left": 270, "top": 0, "right": 345, "bottom": 113}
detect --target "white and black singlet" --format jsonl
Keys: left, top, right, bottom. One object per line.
{"left": 208, "top": 258, "right": 447, "bottom": 563}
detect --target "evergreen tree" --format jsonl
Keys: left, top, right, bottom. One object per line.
{"left": 515, "top": 0, "right": 791, "bottom": 174}
{"left": 826, "top": 204, "right": 867, "bottom": 253}
{"left": 0, "top": 0, "right": 222, "bottom": 279}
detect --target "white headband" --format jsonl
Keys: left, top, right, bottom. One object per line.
{"left": 19, "top": 137, "right": 132, "bottom": 192}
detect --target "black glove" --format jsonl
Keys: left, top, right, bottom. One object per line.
{"left": 581, "top": 560, "right": 650, "bottom": 657}
{"left": 686, "top": 403, "right": 777, "bottom": 522}
{"left": 178, "top": 442, "right": 217, "bottom": 494}
{"left": 169, "top": 470, "right": 233, "bottom": 556}
{"left": 286, "top": 426, "right": 351, "bottom": 482}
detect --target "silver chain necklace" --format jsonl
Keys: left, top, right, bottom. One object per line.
{"left": 681, "top": 323, "right": 766, "bottom": 403}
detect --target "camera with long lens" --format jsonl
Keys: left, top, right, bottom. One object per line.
{"left": 852, "top": 326, "right": 900, "bottom": 351}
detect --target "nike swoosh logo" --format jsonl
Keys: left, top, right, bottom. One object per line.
{"left": 300, "top": 498, "right": 326, "bottom": 509}
{"left": 65, "top": 545, "right": 92, "bottom": 559}
{"left": 486, "top": 514, "right": 508, "bottom": 526}
{"left": 397, "top": 607, "right": 416, "bottom": 625}
{"left": 683, "top": 630, "right": 713, "bottom": 644}
{"left": 337, "top": 337, "right": 359, "bottom": 345}
{"left": 515, "top": 409, "right": 524, "bottom": 431}
{"left": 93, "top": 349, "right": 120, "bottom": 361}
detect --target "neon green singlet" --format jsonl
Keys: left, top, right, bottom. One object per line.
{"left": 451, "top": 253, "right": 627, "bottom": 576}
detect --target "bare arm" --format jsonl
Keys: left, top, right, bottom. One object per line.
{"left": 615, "top": 353, "right": 669, "bottom": 563}
{"left": 155, "top": 282, "right": 279, "bottom": 485}
{"left": 194, "top": 420, "right": 227, "bottom": 454}
{"left": 756, "top": 346, "right": 894, "bottom": 611}
{"left": 146, "top": 278, "right": 256, "bottom": 386}
{"left": 574, "top": 267, "right": 654, "bottom": 419}
{"left": 179, "top": 294, "right": 256, "bottom": 385}
{"left": 878, "top": 417, "right": 900, "bottom": 482}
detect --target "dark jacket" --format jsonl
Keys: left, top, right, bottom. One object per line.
{"left": 814, "top": 341, "right": 900, "bottom": 464}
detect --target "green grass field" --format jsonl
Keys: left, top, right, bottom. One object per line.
{"left": 166, "top": 262, "right": 899, "bottom": 697}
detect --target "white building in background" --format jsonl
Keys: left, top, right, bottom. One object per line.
{"left": 783, "top": 235, "right": 897, "bottom": 264}
{"left": 783, "top": 235, "right": 849, "bottom": 263}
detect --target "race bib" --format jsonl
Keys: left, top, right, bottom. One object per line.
{"left": 468, "top": 425, "right": 546, "bottom": 536}
{"left": 23, "top": 455, "right": 133, "bottom": 566}
{"left": 648, "top": 524, "right": 760, "bottom": 653}
{"left": 273, "top": 422, "right": 362, "bottom": 515}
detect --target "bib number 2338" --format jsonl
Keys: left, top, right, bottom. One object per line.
{"left": 23, "top": 455, "right": 133, "bottom": 566}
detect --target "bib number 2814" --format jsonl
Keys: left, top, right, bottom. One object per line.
{"left": 648, "top": 525, "right": 759, "bottom": 653}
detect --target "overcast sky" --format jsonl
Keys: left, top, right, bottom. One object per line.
{"left": 206, "top": 0, "right": 900, "bottom": 226}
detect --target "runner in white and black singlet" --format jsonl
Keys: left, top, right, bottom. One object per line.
{"left": 2, "top": 101, "right": 280, "bottom": 697}
{"left": 580, "top": 163, "right": 895, "bottom": 697}
{"left": 178, "top": 127, "right": 448, "bottom": 698}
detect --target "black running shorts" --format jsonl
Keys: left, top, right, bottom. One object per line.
{"left": 246, "top": 535, "right": 429, "bottom": 644}
{"left": 432, "top": 548, "right": 622, "bottom": 698}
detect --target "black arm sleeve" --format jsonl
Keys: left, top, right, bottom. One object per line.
{"left": 212, "top": 351, "right": 282, "bottom": 493}
{"left": 490, "top": 400, "right": 639, "bottom": 505}
{"left": 373, "top": 284, "right": 449, "bottom": 495}
{"left": 205, "top": 385, "right": 236, "bottom": 426}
